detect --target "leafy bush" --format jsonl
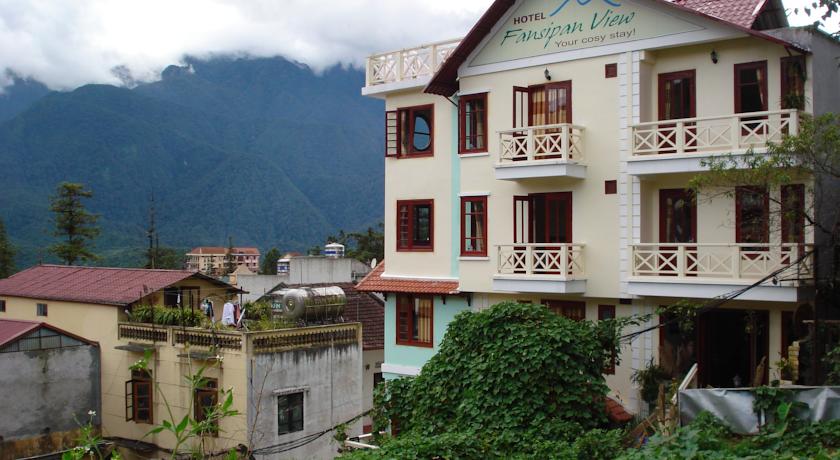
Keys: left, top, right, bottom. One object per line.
{"left": 343, "top": 302, "right": 628, "bottom": 459}
{"left": 243, "top": 300, "right": 273, "bottom": 321}
{"left": 825, "top": 344, "right": 840, "bottom": 385}
{"left": 631, "top": 360, "right": 671, "bottom": 404}
{"left": 129, "top": 305, "right": 203, "bottom": 327}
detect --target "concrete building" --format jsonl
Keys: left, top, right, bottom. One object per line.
{"left": 185, "top": 246, "right": 261, "bottom": 276}
{"left": 0, "top": 319, "right": 101, "bottom": 460}
{"left": 0, "top": 265, "right": 365, "bottom": 458}
{"left": 358, "top": 0, "right": 840, "bottom": 413}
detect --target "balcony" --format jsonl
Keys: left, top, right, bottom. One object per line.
{"left": 628, "top": 243, "right": 814, "bottom": 302}
{"left": 628, "top": 110, "right": 799, "bottom": 175}
{"left": 362, "top": 38, "right": 460, "bottom": 96}
{"left": 494, "top": 124, "right": 586, "bottom": 180}
{"left": 116, "top": 322, "right": 361, "bottom": 355}
{"left": 493, "top": 243, "right": 586, "bottom": 293}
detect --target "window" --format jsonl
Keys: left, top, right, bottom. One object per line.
{"left": 782, "top": 184, "right": 805, "bottom": 244}
{"left": 459, "top": 93, "right": 487, "bottom": 153}
{"left": 605, "top": 63, "right": 618, "bottom": 78}
{"left": 36, "top": 303, "right": 47, "bottom": 316}
{"left": 781, "top": 56, "right": 806, "bottom": 110}
{"left": 277, "top": 392, "right": 304, "bottom": 435}
{"left": 460, "top": 196, "right": 487, "bottom": 256}
{"left": 385, "top": 105, "right": 434, "bottom": 157}
{"left": 604, "top": 180, "right": 617, "bottom": 195}
{"left": 396, "top": 200, "right": 433, "bottom": 251}
{"left": 126, "top": 370, "right": 153, "bottom": 423}
{"left": 736, "top": 186, "right": 769, "bottom": 244}
{"left": 599, "top": 305, "right": 616, "bottom": 375}
{"left": 0, "top": 299, "right": 5, "bottom": 312}
{"left": 735, "top": 61, "right": 768, "bottom": 114}
{"left": 195, "top": 378, "right": 219, "bottom": 435}
{"left": 396, "top": 294, "right": 433, "bottom": 347}
{"left": 544, "top": 300, "right": 585, "bottom": 321}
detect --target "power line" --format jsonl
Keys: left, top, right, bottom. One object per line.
{"left": 251, "top": 410, "right": 370, "bottom": 455}
{"left": 619, "top": 249, "right": 814, "bottom": 344}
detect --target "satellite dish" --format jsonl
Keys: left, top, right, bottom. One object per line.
{"left": 370, "top": 258, "right": 377, "bottom": 268}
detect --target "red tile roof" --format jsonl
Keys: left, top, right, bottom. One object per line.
{"left": 0, "top": 319, "right": 41, "bottom": 347}
{"left": 356, "top": 262, "right": 460, "bottom": 295}
{"left": 605, "top": 397, "right": 634, "bottom": 424}
{"left": 670, "top": 0, "right": 765, "bottom": 29}
{"left": 0, "top": 265, "right": 241, "bottom": 307}
{"left": 0, "top": 319, "right": 98, "bottom": 347}
{"left": 283, "top": 282, "right": 384, "bottom": 350}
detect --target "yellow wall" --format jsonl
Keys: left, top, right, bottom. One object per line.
{"left": 0, "top": 290, "right": 248, "bottom": 453}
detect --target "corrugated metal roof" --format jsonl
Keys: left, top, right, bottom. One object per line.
{"left": 671, "top": 0, "right": 765, "bottom": 29}
{"left": 356, "top": 262, "right": 460, "bottom": 295}
{"left": 0, "top": 265, "right": 240, "bottom": 307}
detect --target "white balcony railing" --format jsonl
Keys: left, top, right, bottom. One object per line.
{"left": 365, "top": 38, "right": 460, "bottom": 86}
{"left": 497, "top": 243, "right": 585, "bottom": 277}
{"left": 498, "top": 124, "right": 585, "bottom": 163}
{"left": 630, "top": 243, "right": 813, "bottom": 280}
{"left": 631, "top": 109, "right": 799, "bottom": 156}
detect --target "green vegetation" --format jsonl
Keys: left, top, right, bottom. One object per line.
{"left": 144, "top": 245, "right": 183, "bottom": 269}
{"left": 0, "top": 218, "right": 16, "bottom": 277}
{"left": 48, "top": 182, "right": 100, "bottom": 265}
{"left": 326, "top": 222, "right": 384, "bottom": 264}
{"left": 342, "top": 302, "right": 639, "bottom": 459}
{"left": 0, "top": 57, "right": 384, "bottom": 269}
{"left": 128, "top": 305, "right": 203, "bottom": 327}
{"left": 260, "top": 247, "right": 281, "bottom": 274}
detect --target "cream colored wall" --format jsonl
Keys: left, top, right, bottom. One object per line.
{"left": 0, "top": 296, "right": 248, "bottom": 453}
{"left": 643, "top": 37, "right": 811, "bottom": 121}
{"left": 456, "top": 53, "right": 624, "bottom": 298}
{"left": 384, "top": 90, "right": 456, "bottom": 278}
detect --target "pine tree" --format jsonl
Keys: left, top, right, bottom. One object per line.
{"left": 261, "top": 247, "right": 281, "bottom": 275}
{"left": 48, "top": 182, "right": 100, "bottom": 265}
{"left": 0, "top": 218, "right": 16, "bottom": 278}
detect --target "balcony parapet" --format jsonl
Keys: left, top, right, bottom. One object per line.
{"left": 494, "top": 243, "right": 586, "bottom": 294}
{"left": 495, "top": 124, "right": 586, "bottom": 180}
{"left": 628, "top": 110, "right": 799, "bottom": 175}
{"left": 116, "top": 322, "right": 362, "bottom": 355}
{"left": 364, "top": 38, "right": 460, "bottom": 89}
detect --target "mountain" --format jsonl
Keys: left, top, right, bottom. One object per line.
{"left": 0, "top": 77, "right": 50, "bottom": 122}
{"left": 0, "top": 57, "right": 384, "bottom": 268}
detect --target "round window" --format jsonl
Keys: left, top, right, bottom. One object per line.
{"left": 412, "top": 113, "right": 431, "bottom": 152}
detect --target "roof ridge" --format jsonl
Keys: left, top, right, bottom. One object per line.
{"left": 36, "top": 264, "right": 196, "bottom": 274}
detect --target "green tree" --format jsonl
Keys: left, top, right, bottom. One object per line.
{"left": 261, "top": 247, "right": 281, "bottom": 275}
{"left": 342, "top": 302, "right": 642, "bottom": 459}
{"left": 145, "top": 246, "right": 184, "bottom": 270}
{"left": 0, "top": 218, "right": 16, "bottom": 278}
{"left": 325, "top": 222, "right": 384, "bottom": 264}
{"left": 690, "top": 113, "right": 840, "bottom": 383}
{"left": 224, "top": 236, "right": 236, "bottom": 275}
{"left": 48, "top": 182, "right": 100, "bottom": 265}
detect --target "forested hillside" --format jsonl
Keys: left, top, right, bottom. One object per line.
{"left": 0, "top": 57, "right": 384, "bottom": 268}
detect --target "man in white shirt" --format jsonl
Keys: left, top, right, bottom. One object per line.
{"left": 222, "top": 300, "right": 235, "bottom": 326}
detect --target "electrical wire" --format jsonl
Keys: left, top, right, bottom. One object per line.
{"left": 618, "top": 248, "right": 814, "bottom": 345}
{"left": 250, "top": 410, "right": 371, "bottom": 455}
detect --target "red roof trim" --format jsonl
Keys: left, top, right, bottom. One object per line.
{"left": 0, "top": 319, "right": 99, "bottom": 347}
{"left": 425, "top": 0, "right": 807, "bottom": 97}
{"left": 356, "top": 262, "right": 460, "bottom": 295}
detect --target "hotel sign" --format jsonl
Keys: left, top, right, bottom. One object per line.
{"left": 470, "top": 0, "right": 704, "bottom": 66}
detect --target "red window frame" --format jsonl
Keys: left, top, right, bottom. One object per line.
{"left": 396, "top": 200, "right": 434, "bottom": 252}
{"left": 397, "top": 105, "right": 434, "bottom": 157}
{"left": 126, "top": 370, "right": 153, "bottom": 423}
{"left": 396, "top": 294, "right": 434, "bottom": 347}
{"left": 195, "top": 378, "right": 219, "bottom": 435}
{"left": 734, "top": 61, "right": 768, "bottom": 114}
{"left": 459, "top": 93, "right": 488, "bottom": 154}
{"left": 543, "top": 300, "right": 585, "bottom": 321}
{"left": 460, "top": 196, "right": 488, "bottom": 257}
{"left": 735, "top": 186, "right": 769, "bottom": 244}
{"left": 781, "top": 55, "right": 806, "bottom": 110}
{"left": 598, "top": 305, "right": 616, "bottom": 375}
{"left": 781, "top": 184, "right": 805, "bottom": 244}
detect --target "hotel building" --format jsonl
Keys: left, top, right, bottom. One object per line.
{"left": 357, "top": 0, "right": 840, "bottom": 411}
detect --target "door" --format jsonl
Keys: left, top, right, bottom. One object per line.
{"left": 658, "top": 70, "right": 696, "bottom": 153}
{"left": 530, "top": 82, "right": 572, "bottom": 159}
{"left": 735, "top": 61, "right": 768, "bottom": 138}
{"left": 533, "top": 192, "right": 572, "bottom": 274}
{"left": 659, "top": 189, "right": 696, "bottom": 275}
{"left": 697, "top": 309, "right": 769, "bottom": 387}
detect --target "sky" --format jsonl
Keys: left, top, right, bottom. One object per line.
{"left": 0, "top": 0, "right": 835, "bottom": 91}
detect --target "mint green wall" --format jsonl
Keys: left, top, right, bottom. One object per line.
{"left": 450, "top": 100, "right": 460, "bottom": 278}
{"left": 383, "top": 294, "right": 469, "bottom": 379}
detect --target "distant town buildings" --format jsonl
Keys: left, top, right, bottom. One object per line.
{"left": 185, "top": 246, "right": 260, "bottom": 276}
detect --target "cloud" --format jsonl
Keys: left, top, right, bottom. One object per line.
{"left": 0, "top": 0, "right": 491, "bottom": 91}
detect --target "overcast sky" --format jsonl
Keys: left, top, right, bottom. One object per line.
{"left": 0, "top": 0, "right": 833, "bottom": 91}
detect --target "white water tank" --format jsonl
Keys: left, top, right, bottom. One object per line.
{"left": 324, "top": 243, "right": 345, "bottom": 258}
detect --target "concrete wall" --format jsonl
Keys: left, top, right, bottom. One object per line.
{"left": 248, "top": 342, "right": 364, "bottom": 459}
{"left": 361, "top": 348, "right": 384, "bottom": 429}
{"left": 0, "top": 344, "right": 100, "bottom": 460}
{"left": 284, "top": 257, "right": 371, "bottom": 285}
